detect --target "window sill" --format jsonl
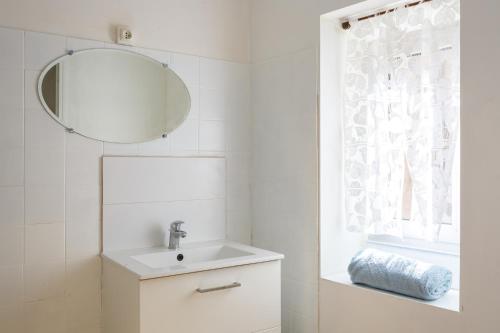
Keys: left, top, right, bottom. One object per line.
{"left": 322, "top": 273, "right": 460, "bottom": 312}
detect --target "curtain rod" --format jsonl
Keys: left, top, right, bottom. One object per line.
{"left": 341, "top": 0, "right": 432, "bottom": 30}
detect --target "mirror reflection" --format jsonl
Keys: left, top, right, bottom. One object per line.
{"left": 38, "top": 49, "right": 190, "bottom": 143}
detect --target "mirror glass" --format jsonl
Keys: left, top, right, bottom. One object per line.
{"left": 38, "top": 49, "right": 190, "bottom": 143}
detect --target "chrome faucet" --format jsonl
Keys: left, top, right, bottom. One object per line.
{"left": 168, "top": 221, "right": 187, "bottom": 250}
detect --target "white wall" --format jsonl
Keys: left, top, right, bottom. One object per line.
{"left": 0, "top": 25, "right": 251, "bottom": 333}
{"left": 3, "top": 0, "right": 499, "bottom": 332}
{"left": 102, "top": 157, "right": 226, "bottom": 251}
{"left": 251, "top": 0, "right": 500, "bottom": 332}
{"left": 250, "top": 1, "right": 320, "bottom": 332}
{"left": 0, "top": 0, "right": 251, "bottom": 63}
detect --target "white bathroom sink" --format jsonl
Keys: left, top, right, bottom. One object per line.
{"left": 131, "top": 245, "right": 253, "bottom": 269}
{"left": 102, "top": 240, "right": 284, "bottom": 280}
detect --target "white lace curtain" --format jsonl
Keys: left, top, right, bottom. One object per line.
{"left": 343, "top": 0, "right": 460, "bottom": 240}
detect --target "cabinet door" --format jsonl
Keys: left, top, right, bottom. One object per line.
{"left": 140, "top": 260, "right": 281, "bottom": 333}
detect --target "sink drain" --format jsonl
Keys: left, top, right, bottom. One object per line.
{"left": 177, "top": 253, "right": 184, "bottom": 262}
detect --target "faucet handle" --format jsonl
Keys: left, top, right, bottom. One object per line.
{"left": 170, "top": 220, "right": 185, "bottom": 232}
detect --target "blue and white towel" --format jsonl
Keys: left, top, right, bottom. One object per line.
{"left": 348, "top": 248, "right": 452, "bottom": 301}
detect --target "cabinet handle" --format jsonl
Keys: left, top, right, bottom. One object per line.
{"left": 196, "top": 282, "right": 242, "bottom": 293}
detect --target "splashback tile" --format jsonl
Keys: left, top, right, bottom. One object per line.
{"left": 102, "top": 156, "right": 226, "bottom": 251}
{"left": 103, "top": 156, "right": 225, "bottom": 204}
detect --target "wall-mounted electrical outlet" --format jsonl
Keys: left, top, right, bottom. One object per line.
{"left": 116, "top": 26, "right": 134, "bottom": 46}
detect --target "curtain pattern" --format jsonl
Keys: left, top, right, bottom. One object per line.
{"left": 343, "top": 0, "right": 460, "bottom": 240}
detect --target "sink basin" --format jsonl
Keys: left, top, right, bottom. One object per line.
{"left": 131, "top": 245, "right": 253, "bottom": 269}
{"left": 102, "top": 240, "right": 284, "bottom": 280}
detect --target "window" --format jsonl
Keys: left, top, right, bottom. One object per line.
{"left": 342, "top": 0, "right": 460, "bottom": 248}
{"left": 320, "top": 0, "right": 461, "bottom": 310}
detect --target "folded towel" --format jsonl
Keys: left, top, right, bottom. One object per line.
{"left": 348, "top": 248, "right": 452, "bottom": 301}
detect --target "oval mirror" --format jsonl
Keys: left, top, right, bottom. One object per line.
{"left": 38, "top": 49, "right": 190, "bottom": 143}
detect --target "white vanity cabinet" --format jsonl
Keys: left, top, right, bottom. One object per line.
{"left": 103, "top": 259, "right": 282, "bottom": 333}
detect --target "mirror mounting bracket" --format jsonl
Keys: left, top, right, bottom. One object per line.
{"left": 67, "top": 50, "right": 74, "bottom": 56}
{"left": 162, "top": 133, "right": 168, "bottom": 139}
{"left": 66, "top": 128, "right": 75, "bottom": 133}
{"left": 162, "top": 63, "right": 168, "bottom": 68}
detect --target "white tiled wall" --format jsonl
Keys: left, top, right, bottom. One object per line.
{"left": 102, "top": 156, "right": 226, "bottom": 251}
{"left": 250, "top": 0, "right": 319, "bottom": 329}
{"left": 0, "top": 26, "right": 251, "bottom": 333}
{"left": 251, "top": 48, "right": 319, "bottom": 333}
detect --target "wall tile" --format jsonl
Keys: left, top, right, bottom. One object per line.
{"left": 289, "top": 310, "right": 316, "bottom": 333}
{"left": 102, "top": 146, "right": 227, "bottom": 252}
{"left": 24, "top": 70, "right": 41, "bottom": 109}
{"left": 103, "top": 142, "right": 139, "bottom": 155}
{"left": 65, "top": 257, "right": 100, "bottom": 298}
{"left": 0, "top": 225, "right": 24, "bottom": 265}
{"left": 226, "top": 152, "right": 251, "bottom": 244}
{"left": 135, "top": 47, "right": 171, "bottom": 65}
{"left": 66, "top": 37, "right": 105, "bottom": 51}
{"left": 0, "top": 27, "right": 23, "bottom": 68}
{"left": 65, "top": 132, "right": 101, "bottom": 258}
{"left": 65, "top": 203, "right": 100, "bottom": 260}
{"left": 225, "top": 75, "right": 250, "bottom": 153}
{"left": 286, "top": 279, "right": 318, "bottom": 321}
{"left": 200, "top": 57, "right": 227, "bottom": 89}
{"left": 0, "top": 63, "right": 24, "bottom": 189}
{"left": 0, "top": 186, "right": 24, "bottom": 225}
{"left": 24, "top": 298, "right": 66, "bottom": 333}
{"left": 199, "top": 120, "right": 225, "bottom": 152}
{"left": 0, "top": 67, "right": 23, "bottom": 108}
{"left": 68, "top": 323, "right": 101, "bottom": 333}
{"left": 65, "top": 134, "right": 102, "bottom": 189}
{"left": 0, "top": 148, "right": 24, "bottom": 186}
{"left": 103, "top": 156, "right": 225, "bottom": 204}
{"left": 227, "top": 210, "right": 251, "bottom": 244}
{"left": 25, "top": 143, "right": 64, "bottom": 185}
{"left": 170, "top": 53, "right": 199, "bottom": 87}
{"left": 65, "top": 292, "right": 101, "bottom": 330}
{"left": 225, "top": 120, "right": 250, "bottom": 153}
{"left": 0, "top": 264, "right": 23, "bottom": 308}
{"left": 24, "top": 260, "right": 65, "bottom": 302}
{"left": 65, "top": 133, "right": 103, "bottom": 257}
{"left": 0, "top": 106, "right": 24, "bottom": 149}
{"left": 0, "top": 304, "right": 24, "bottom": 333}
{"left": 137, "top": 137, "right": 171, "bottom": 156}
{"left": 24, "top": 32, "right": 66, "bottom": 70}
{"left": 170, "top": 117, "right": 199, "bottom": 152}
{"left": 65, "top": 258, "right": 101, "bottom": 329}
{"left": 24, "top": 106, "right": 65, "bottom": 153}
{"left": 25, "top": 108, "right": 65, "bottom": 224}
{"left": 200, "top": 88, "right": 225, "bottom": 120}
{"left": 226, "top": 62, "right": 250, "bottom": 92}
{"left": 103, "top": 198, "right": 226, "bottom": 251}
{"left": 186, "top": 85, "right": 200, "bottom": 119}
{"left": 251, "top": 47, "right": 318, "bottom": 332}
{"left": 226, "top": 182, "right": 251, "bottom": 212}
{"left": 25, "top": 185, "right": 65, "bottom": 225}
{"left": 282, "top": 307, "right": 291, "bottom": 333}
{"left": 226, "top": 152, "right": 250, "bottom": 185}
{"left": 25, "top": 223, "right": 65, "bottom": 265}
